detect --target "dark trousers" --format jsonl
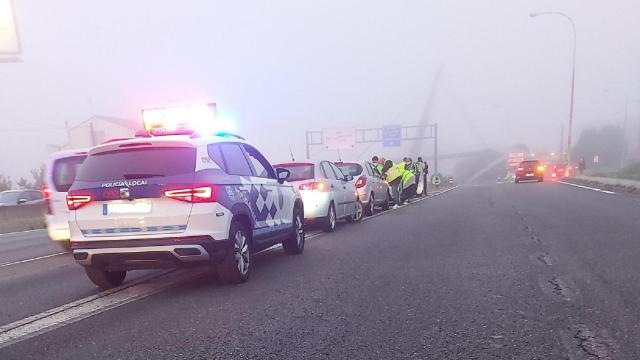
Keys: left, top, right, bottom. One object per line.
{"left": 388, "top": 177, "right": 402, "bottom": 205}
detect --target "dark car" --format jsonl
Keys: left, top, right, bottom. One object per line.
{"left": 0, "top": 189, "right": 44, "bottom": 206}
{"left": 515, "top": 160, "right": 544, "bottom": 183}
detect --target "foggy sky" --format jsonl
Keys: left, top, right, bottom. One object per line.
{"left": 1, "top": 0, "right": 639, "bottom": 180}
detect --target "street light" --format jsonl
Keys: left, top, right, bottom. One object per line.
{"left": 530, "top": 11, "right": 577, "bottom": 166}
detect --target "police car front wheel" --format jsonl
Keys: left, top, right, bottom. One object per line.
{"left": 84, "top": 267, "right": 126, "bottom": 289}
{"left": 218, "top": 221, "right": 251, "bottom": 284}
{"left": 282, "top": 206, "right": 305, "bottom": 255}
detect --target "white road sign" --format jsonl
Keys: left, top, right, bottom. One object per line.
{"left": 323, "top": 128, "right": 356, "bottom": 150}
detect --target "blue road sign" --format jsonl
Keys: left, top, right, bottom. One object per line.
{"left": 382, "top": 125, "right": 401, "bottom": 147}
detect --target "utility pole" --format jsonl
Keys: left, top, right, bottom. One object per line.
{"left": 89, "top": 121, "right": 96, "bottom": 146}
{"left": 305, "top": 131, "right": 310, "bottom": 160}
{"left": 434, "top": 123, "right": 439, "bottom": 174}
{"left": 560, "top": 123, "right": 565, "bottom": 162}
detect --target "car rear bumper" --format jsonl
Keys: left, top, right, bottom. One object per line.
{"left": 71, "top": 236, "right": 232, "bottom": 271}
{"left": 299, "top": 191, "right": 331, "bottom": 220}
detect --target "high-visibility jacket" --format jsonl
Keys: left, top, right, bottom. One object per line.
{"left": 401, "top": 165, "right": 416, "bottom": 189}
{"left": 379, "top": 160, "right": 403, "bottom": 182}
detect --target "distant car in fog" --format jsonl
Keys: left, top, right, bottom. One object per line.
{"left": 0, "top": 189, "right": 44, "bottom": 206}
{"left": 551, "top": 164, "right": 568, "bottom": 179}
{"left": 334, "top": 160, "right": 390, "bottom": 215}
{"left": 515, "top": 160, "right": 544, "bottom": 183}
{"left": 43, "top": 148, "right": 89, "bottom": 249}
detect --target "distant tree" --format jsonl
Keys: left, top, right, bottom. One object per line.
{"left": 16, "top": 177, "right": 29, "bottom": 189}
{"left": 572, "top": 125, "right": 626, "bottom": 170}
{"left": 30, "top": 164, "right": 45, "bottom": 189}
{"left": 0, "top": 175, "right": 11, "bottom": 191}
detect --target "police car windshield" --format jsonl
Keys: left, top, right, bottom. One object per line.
{"left": 335, "top": 163, "right": 363, "bottom": 177}
{"left": 75, "top": 147, "right": 196, "bottom": 182}
{"left": 52, "top": 155, "right": 86, "bottom": 192}
{"left": 274, "top": 163, "right": 314, "bottom": 182}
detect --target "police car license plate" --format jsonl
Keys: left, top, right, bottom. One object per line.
{"left": 104, "top": 202, "right": 152, "bottom": 215}
{"left": 526, "top": 173, "right": 534, "bottom": 176}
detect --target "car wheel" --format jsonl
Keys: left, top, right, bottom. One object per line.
{"left": 282, "top": 206, "right": 305, "bottom": 255}
{"left": 84, "top": 267, "right": 126, "bottom": 289}
{"left": 381, "top": 191, "right": 390, "bottom": 210}
{"left": 363, "top": 192, "right": 374, "bottom": 216}
{"left": 353, "top": 199, "right": 364, "bottom": 222}
{"left": 322, "top": 203, "right": 337, "bottom": 232}
{"left": 218, "top": 221, "right": 251, "bottom": 284}
{"left": 539, "top": 178, "right": 544, "bottom": 182}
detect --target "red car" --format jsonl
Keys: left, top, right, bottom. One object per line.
{"left": 551, "top": 164, "right": 568, "bottom": 179}
{"left": 515, "top": 160, "right": 544, "bottom": 183}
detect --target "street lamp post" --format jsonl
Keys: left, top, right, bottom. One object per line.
{"left": 530, "top": 11, "right": 577, "bottom": 166}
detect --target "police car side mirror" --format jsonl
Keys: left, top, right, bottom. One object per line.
{"left": 17, "top": 198, "right": 28, "bottom": 205}
{"left": 275, "top": 168, "right": 290, "bottom": 184}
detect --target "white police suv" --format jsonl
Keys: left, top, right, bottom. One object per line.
{"left": 68, "top": 104, "right": 305, "bottom": 288}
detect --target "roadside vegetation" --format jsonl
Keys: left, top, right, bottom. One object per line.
{"left": 590, "top": 161, "right": 640, "bottom": 181}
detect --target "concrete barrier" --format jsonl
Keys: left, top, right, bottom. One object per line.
{"left": 0, "top": 203, "right": 46, "bottom": 233}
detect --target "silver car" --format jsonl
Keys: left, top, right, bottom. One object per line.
{"left": 335, "top": 161, "right": 390, "bottom": 216}
{"left": 273, "top": 160, "right": 363, "bottom": 232}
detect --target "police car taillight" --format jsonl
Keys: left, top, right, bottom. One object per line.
{"left": 66, "top": 194, "right": 93, "bottom": 210}
{"left": 164, "top": 186, "right": 217, "bottom": 203}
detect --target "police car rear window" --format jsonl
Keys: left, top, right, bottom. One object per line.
{"left": 75, "top": 147, "right": 196, "bottom": 182}
{"left": 274, "top": 164, "right": 314, "bottom": 182}
{"left": 52, "top": 155, "right": 87, "bottom": 192}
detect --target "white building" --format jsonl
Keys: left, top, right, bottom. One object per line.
{"left": 48, "top": 115, "right": 143, "bottom": 152}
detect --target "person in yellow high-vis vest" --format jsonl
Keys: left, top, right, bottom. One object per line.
{"left": 372, "top": 156, "right": 403, "bottom": 208}
{"left": 400, "top": 158, "right": 417, "bottom": 204}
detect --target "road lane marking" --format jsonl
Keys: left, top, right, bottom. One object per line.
{"left": 0, "top": 268, "right": 206, "bottom": 349}
{"left": 0, "top": 252, "right": 69, "bottom": 268}
{"left": 556, "top": 180, "right": 615, "bottom": 195}
{"left": 0, "top": 229, "right": 46, "bottom": 238}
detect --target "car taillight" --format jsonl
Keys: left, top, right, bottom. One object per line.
{"left": 537, "top": 166, "right": 544, "bottom": 172}
{"left": 66, "top": 194, "right": 93, "bottom": 210}
{"left": 165, "top": 186, "right": 217, "bottom": 203}
{"left": 299, "top": 182, "right": 324, "bottom": 191}
{"left": 42, "top": 184, "right": 53, "bottom": 215}
{"left": 355, "top": 176, "right": 367, "bottom": 189}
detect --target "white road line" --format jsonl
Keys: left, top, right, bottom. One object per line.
{"left": 556, "top": 180, "right": 616, "bottom": 195}
{"left": 0, "top": 229, "right": 46, "bottom": 237}
{"left": 0, "top": 268, "right": 205, "bottom": 349}
{"left": 0, "top": 252, "right": 69, "bottom": 268}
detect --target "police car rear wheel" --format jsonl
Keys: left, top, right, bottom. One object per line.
{"left": 84, "top": 267, "right": 126, "bottom": 289}
{"left": 322, "top": 204, "right": 336, "bottom": 232}
{"left": 219, "top": 221, "right": 251, "bottom": 284}
{"left": 283, "top": 207, "right": 305, "bottom": 255}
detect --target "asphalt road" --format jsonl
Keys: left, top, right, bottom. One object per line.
{"left": 1, "top": 182, "right": 640, "bottom": 359}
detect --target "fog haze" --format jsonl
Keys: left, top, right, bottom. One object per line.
{"left": 2, "top": 0, "right": 639, "bottom": 179}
